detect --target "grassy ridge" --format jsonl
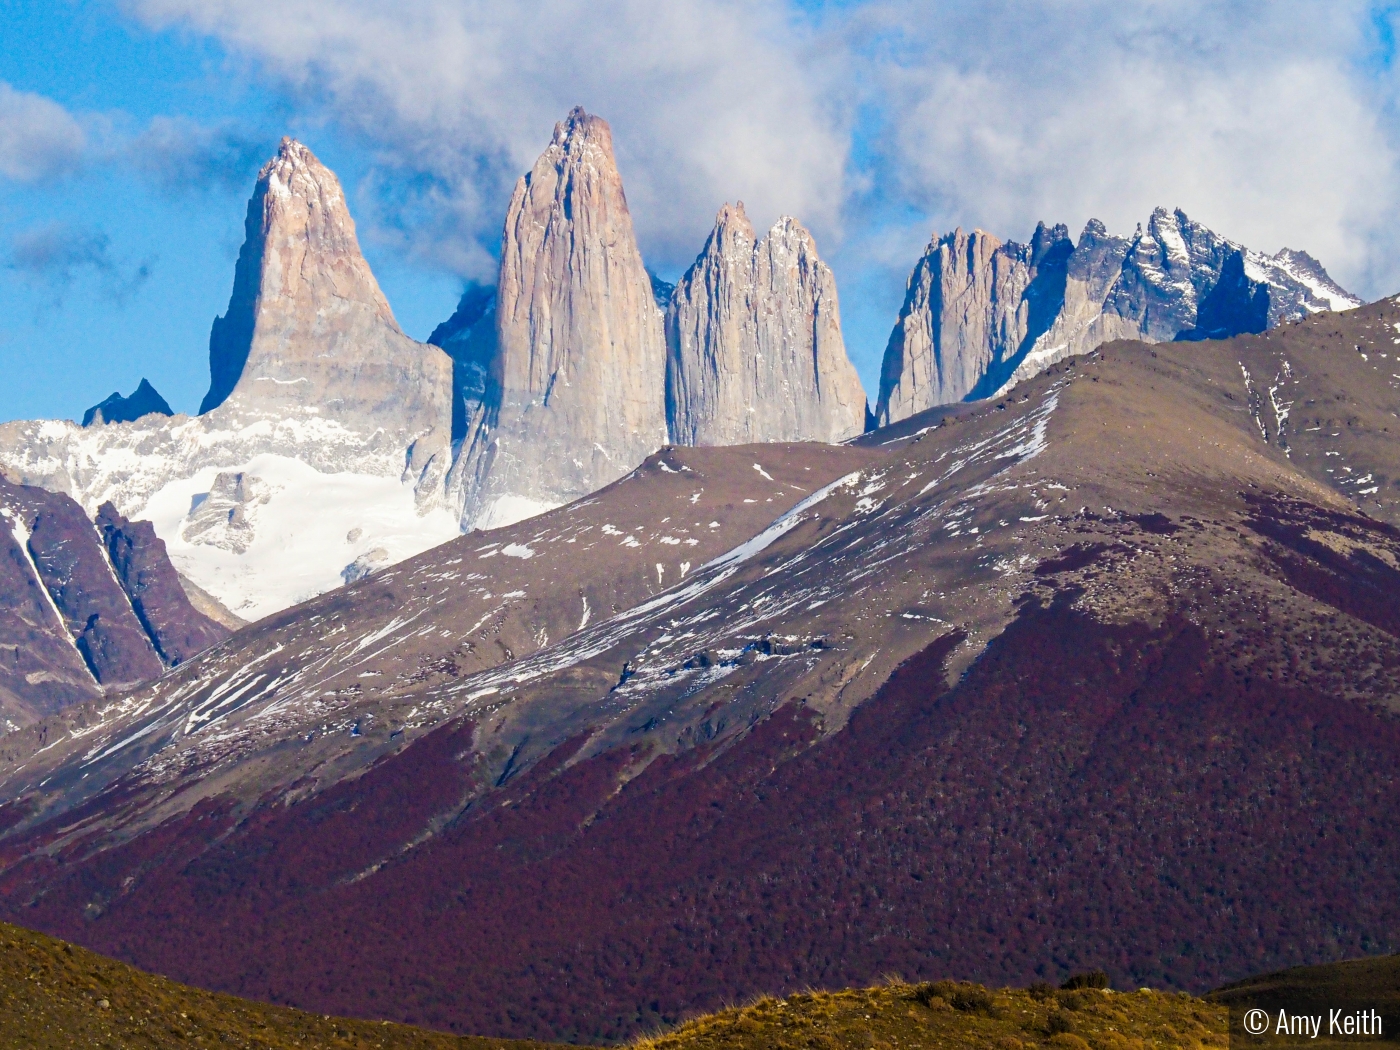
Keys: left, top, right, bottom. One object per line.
{"left": 1209, "top": 954, "right": 1400, "bottom": 1049}
{"left": 0, "top": 919, "right": 565, "bottom": 1050}
{"left": 4, "top": 911, "right": 1394, "bottom": 1050}
{"left": 635, "top": 980, "right": 1227, "bottom": 1050}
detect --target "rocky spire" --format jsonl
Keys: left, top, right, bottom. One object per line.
{"left": 973, "top": 208, "right": 1364, "bottom": 402}
{"left": 876, "top": 225, "right": 1071, "bottom": 426}
{"left": 666, "top": 203, "right": 866, "bottom": 446}
{"left": 200, "top": 138, "right": 452, "bottom": 449}
{"left": 453, "top": 107, "right": 668, "bottom": 529}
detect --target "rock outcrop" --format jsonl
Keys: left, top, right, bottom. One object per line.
{"left": 452, "top": 108, "right": 668, "bottom": 530}
{"left": 20, "top": 491, "right": 164, "bottom": 690}
{"left": 0, "top": 479, "right": 229, "bottom": 726}
{"left": 97, "top": 503, "right": 229, "bottom": 666}
{"left": 82, "top": 379, "right": 173, "bottom": 427}
{"left": 876, "top": 224, "right": 1071, "bottom": 426}
{"left": 0, "top": 488, "right": 100, "bottom": 724}
{"left": 876, "top": 207, "right": 1362, "bottom": 425}
{"left": 0, "top": 139, "right": 462, "bottom": 627}
{"left": 666, "top": 202, "right": 867, "bottom": 446}
{"left": 200, "top": 137, "right": 452, "bottom": 453}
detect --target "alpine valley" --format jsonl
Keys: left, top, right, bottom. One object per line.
{"left": 0, "top": 107, "right": 1397, "bottom": 1046}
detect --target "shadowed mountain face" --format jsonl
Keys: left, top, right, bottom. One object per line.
{"left": 877, "top": 208, "right": 1362, "bottom": 425}
{"left": 428, "top": 283, "right": 497, "bottom": 445}
{"left": 0, "top": 480, "right": 226, "bottom": 731}
{"left": 0, "top": 303, "right": 1398, "bottom": 1041}
{"left": 81, "top": 379, "right": 173, "bottom": 428}
{"left": 95, "top": 504, "right": 228, "bottom": 666}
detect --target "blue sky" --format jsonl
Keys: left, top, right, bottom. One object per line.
{"left": 3, "top": 0, "right": 1399, "bottom": 424}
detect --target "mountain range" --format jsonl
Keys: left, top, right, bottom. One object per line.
{"left": 0, "top": 108, "right": 1360, "bottom": 641}
{"left": 0, "top": 293, "right": 1397, "bottom": 1040}
{"left": 0, "top": 106, "right": 1392, "bottom": 1045}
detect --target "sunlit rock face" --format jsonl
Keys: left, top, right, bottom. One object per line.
{"left": 876, "top": 208, "right": 1362, "bottom": 425}
{"left": 451, "top": 107, "right": 669, "bottom": 531}
{"left": 666, "top": 202, "right": 867, "bottom": 446}
{"left": 201, "top": 138, "right": 452, "bottom": 446}
{"left": 0, "top": 140, "right": 461, "bottom": 624}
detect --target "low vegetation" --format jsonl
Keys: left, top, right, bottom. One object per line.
{"left": 0, "top": 919, "right": 563, "bottom": 1050}
{"left": 634, "top": 978, "right": 1227, "bottom": 1050}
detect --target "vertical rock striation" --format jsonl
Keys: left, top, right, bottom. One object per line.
{"left": 0, "top": 478, "right": 161, "bottom": 691}
{"left": 200, "top": 138, "right": 452, "bottom": 453}
{"left": 666, "top": 203, "right": 867, "bottom": 446}
{"left": 97, "top": 503, "right": 230, "bottom": 666}
{"left": 0, "top": 486, "right": 100, "bottom": 723}
{"left": 877, "top": 208, "right": 1362, "bottom": 425}
{"left": 0, "top": 479, "right": 230, "bottom": 724}
{"left": 876, "top": 224, "right": 1071, "bottom": 427}
{"left": 453, "top": 108, "right": 668, "bottom": 530}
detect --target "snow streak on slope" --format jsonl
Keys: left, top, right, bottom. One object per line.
{"left": 5, "top": 443, "right": 878, "bottom": 801}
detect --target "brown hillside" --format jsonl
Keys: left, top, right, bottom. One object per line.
{"left": 2, "top": 303, "right": 1400, "bottom": 1040}
{"left": 1210, "top": 953, "right": 1400, "bottom": 1047}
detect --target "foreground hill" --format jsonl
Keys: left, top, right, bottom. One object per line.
{"left": 0, "top": 919, "right": 558, "bottom": 1050}
{"left": 0, "top": 304, "right": 1398, "bottom": 1040}
{"left": 1210, "top": 953, "right": 1400, "bottom": 1047}
{"left": 644, "top": 981, "right": 1225, "bottom": 1050}
{"left": 7, "top": 910, "right": 1396, "bottom": 1050}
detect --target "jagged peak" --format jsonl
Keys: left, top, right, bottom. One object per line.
{"left": 765, "top": 214, "right": 813, "bottom": 241}
{"left": 548, "top": 105, "right": 615, "bottom": 160}
{"left": 1080, "top": 217, "right": 1110, "bottom": 240}
{"left": 714, "top": 201, "right": 756, "bottom": 240}
{"left": 255, "top": 137, "right": 341, "bottom": 205}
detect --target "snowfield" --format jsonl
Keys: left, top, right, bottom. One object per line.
{"left": 0, "top": 409, "right": 460, "bottom": 622}
{"left": 143, "top": 455, "right": 461, "bottom": 620}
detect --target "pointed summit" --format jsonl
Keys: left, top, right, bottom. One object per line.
{"left": 82, "top": 378, "right": 173, "bottom": 427}
{"left": 200, "top": 137, "right": 451, "bottom": 447}
{"left": 453, "top": 107, "right": 667, "bottom": 529}
{"left": 667, "top": 205, "right": 866, "bottom": 445}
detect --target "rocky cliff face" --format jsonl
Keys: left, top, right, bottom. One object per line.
{"left": 0, "top": 487, "right": 100, "bottom": 725}
{"left": 0, "top": 140, "right": 462, "bottom": 626}
{"left": 18, "top": 489, "right": 165, "bottom": 690}
{"left": 96, "top": 503, "right": 229, "bottom": 666}
{"left": 666, "top": 203, "right": 866, "bottom": 445}
{"left": 876, "top": 224, "right": 1071, "bottom": 426}
{"left": 200, "top": 138, "right": 452, "bottom": 454}
{"left": 427, "top": 283, "right": 497, "bottom": 444}
{"left": 451, "top": 108, "right": 668, "bottom": 530}
{"left": 877, "top": 207, "right": 1362, "bottom": 424}
{"left": 0, "top": 479, "right": 229, "bottom": 728}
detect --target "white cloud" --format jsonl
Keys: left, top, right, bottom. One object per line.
{"left": 0, "top": 81, "right": 87, "bottom": 182}
{"left": 125, "top": 0, "right": 851, "bottom": 278}
{"left": 7, "top": 222, "right": 153, "bottom": 307}
{"left": 119, "top": 0, "right": 1400, "bottom": 302}
{"left": 126, "top": 116, "right": 274, "bottom": 194}
{"left": 857, "top": 0, "right": 1400, "bottom": 296}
